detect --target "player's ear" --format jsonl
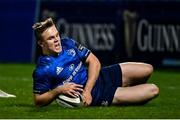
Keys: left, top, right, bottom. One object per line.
{"left": 38, "top": 41, "right": 44, "bottom": 47}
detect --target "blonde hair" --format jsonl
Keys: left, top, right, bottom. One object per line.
{"left": 32, "top": 18, "right": 54, "bottom": 41}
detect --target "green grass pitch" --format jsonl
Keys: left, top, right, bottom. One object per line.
{"left": 0, "top": 63, "right": 180, "bottom": 119}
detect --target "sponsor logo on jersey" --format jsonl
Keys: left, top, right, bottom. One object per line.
{"left": 67, "top": 49, "right": 76, "bottom": 57}
{"left": 63, "top": 62, "right": 82, "bottom": 83}
{"left": 46, "top": 57, "right": 50, "bottom": 60}
{"left": 56, "top": 67, "right": 63, "bottom": 75}
{"left": 101, "top": 100, "right": 109, "bottom": 106}
{"left": 78, "top": 44, "right": 85, "bottom": 51}
{"left": 85, "top": 50, "right": 90, "bottom": 57}
{"left": 69, "top": 64, "right": 74, "bottom": 71}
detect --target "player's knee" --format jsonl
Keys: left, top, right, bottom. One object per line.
{"left": 149, "top": 84, "right": 159, "bottom": 97}
{"left": 144, "top": 64, "right": 154, "bottom": 77}
{"left": 147, "top": 64, "right": 153, "bottom": 74}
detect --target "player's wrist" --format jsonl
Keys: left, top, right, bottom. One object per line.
{"left": 83, "top": 87, "right": 92, "bottom": 93}
{"left": 84, "top": 82, "right": 94, "bottom": 92}
{"left": 53, "top": 85, "right": 64, "bottom": 95}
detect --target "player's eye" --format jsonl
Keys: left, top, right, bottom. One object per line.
{"left": 47, "top": 36, "right": 54, "bottom": 40}
{"left": 56, "top": 33, "right": 59, "bottom": 38}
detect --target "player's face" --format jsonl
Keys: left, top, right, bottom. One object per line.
{"left": 41, "top": 25, "right": 62, "bottom": 55}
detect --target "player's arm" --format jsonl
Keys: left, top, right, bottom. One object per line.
{"left": 34, "top": 83, "right": 83, "bottom": 107}
{"left": 34, "top": 89, "right": 59, "bottom": 107}
{"left": 83, "top": 52, "right": 101, "bottom": 106}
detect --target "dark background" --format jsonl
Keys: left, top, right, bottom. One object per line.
{"left": 1, "top": 0, "right": 180, "bottom": 68}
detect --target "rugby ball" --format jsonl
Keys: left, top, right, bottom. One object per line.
{"left": 56, "top": 94, "right": 83, "bottom": 108}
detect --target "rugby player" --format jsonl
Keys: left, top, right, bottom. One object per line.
{"left": 32, "top": 18, "right": 159, "bottom": 107}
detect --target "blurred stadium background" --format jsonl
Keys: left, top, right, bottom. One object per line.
{"left": 0, "top": 0, "right": 180, "bottom": 118}
{"left": 1, "top": 0, "right": 180, "bottom": 67}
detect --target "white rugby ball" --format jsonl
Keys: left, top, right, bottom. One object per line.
{"left": 56, "top": 94, "right": 83, "bottom": 108}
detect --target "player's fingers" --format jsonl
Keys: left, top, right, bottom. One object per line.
{"left": 73, "top": 84, "right": 83, "bottom": 88}
{"left": 72, "top": 90, "right": 80, "bottom": 97}
{"left": 83, "top": 101, "right": 89, "bottom": 106}
{"left": 74, "top": 91, "right": 82, "bottom": 97}
{"left": 70, "top": 90, "right": 80, "bottom": 97}
{"left": 84, "top": 100, "right": 91, "bottom": 106}
{"left": 68, "top": 83, "right": 83, "bottom": 89}
{"left": 74, "top": 87, "right": 84, "bottom": 92}
{"left": 68, "top": 91, "right": 77, "bottom": 98}
{"left": 82, "top": 95, "right": 86, "bottom": 104}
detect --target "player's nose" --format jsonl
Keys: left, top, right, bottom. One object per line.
{"left": 54, "top": 38, "right": 58, "bottom": 43}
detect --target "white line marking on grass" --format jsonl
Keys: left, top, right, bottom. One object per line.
{"left": 0, "top": 76, "right": 31, "bottom": 81}
{"left": 161, "top": 86, "right": 179, "bottom": 90}
{"left": 167, "top": 86, "right": 177, "bottom": 90}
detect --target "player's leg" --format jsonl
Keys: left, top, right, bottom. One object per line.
{"left": 120, "top": 62, "right": 153, "bottom": 87}
{"left": 112, "top": 83, "right": 159, "bottom": 105}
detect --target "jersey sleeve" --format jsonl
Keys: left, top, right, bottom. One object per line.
{"left": 75, "top": 41, "right": 91, "bottom": 62}
{"left": 62, "top": 38, "right": 91, "bottom": 62}
{"left": 32, "top": 69, "right": 51, "bottom": 94}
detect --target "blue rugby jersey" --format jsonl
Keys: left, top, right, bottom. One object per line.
{"left": 33, "top": 38, "right": 91, "bottom": 94}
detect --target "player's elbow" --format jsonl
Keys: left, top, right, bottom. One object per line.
{"left": 34, "top": 94, "right": 48, "bottom": 107}
{"left": 91, "top": 54, "right": 101, "bottom": 72}
{"left": 34, "top": 98, "right": 51, "bottom": 107}
{"left": 34, "top": 101, "right": 41, "bottom": 107}
{"left": 86, "top": 53, "right": 101, "bottom": 70}
{"left": 34, "top": 98, "right": 44, "bottom": 107}
{"left": 95, "top": 58, "right": 101, "bottom": 71}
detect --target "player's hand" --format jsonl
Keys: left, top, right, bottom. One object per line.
{"left": 82, "top": 90, "right": 92, "bottom": 106}
{"left": 56, "top": 83, "right": 83, "bottom": 98}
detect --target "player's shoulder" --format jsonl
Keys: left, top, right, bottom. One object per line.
{"left": 61, "top": 37, "right": 77, "bottom": 47}
{"left": 33, "top": 56, "right": 54, "bottom": 76}
{"left": 33, "top": 66, "right": 46, "bottom": 79}
{"left": 37, "top": 55, "right": 54, "bottom": 66}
